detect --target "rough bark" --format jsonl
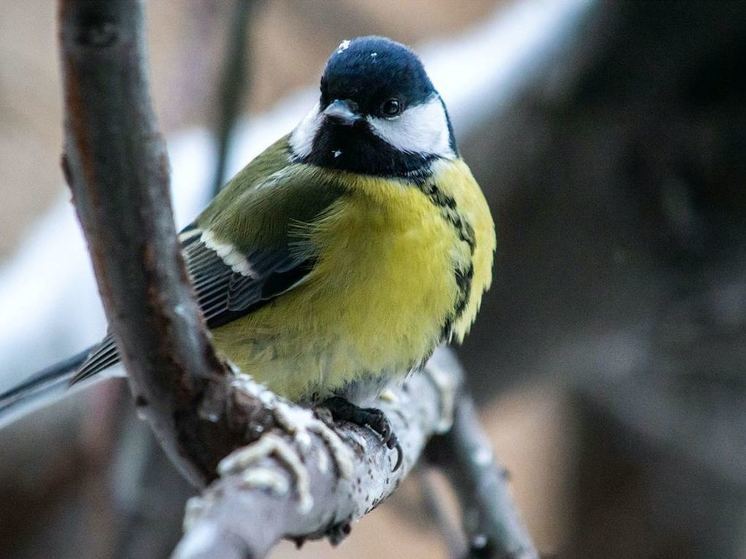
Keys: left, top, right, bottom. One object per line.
{"left": 173, "top": 348, "right": 465, "bottom": 559}
{"left": 59, "top": 0, "right": 247, "bottom": 485}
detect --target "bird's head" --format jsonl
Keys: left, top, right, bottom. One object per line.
{"left": 290, "top": 36, "right": 457, "bottom": 178}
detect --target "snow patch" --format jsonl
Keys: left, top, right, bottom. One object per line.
{"left": 219, "top": 433, "right": 313, "bottom": 513}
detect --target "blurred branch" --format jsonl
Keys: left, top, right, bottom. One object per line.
{"left": 428, "top": 392, "right": 538, "bottom": 559}
{"left": 109, "top": 411, "right": 195, "bottom": 559}
{"left": 211, "top": 0, "right": 257, "bottom": 196}
{"left": 417, "top": 466, "right": 468, "bottom": 558}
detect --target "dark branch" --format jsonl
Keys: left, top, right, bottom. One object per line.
{"left": 211, "top": 0, "right": 256, "bottom": 196}
{"left": 59, "top": 0, "right": 249, "bottom": 485}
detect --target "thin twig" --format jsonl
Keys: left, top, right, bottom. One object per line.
{"left": 109, "top": 414, "right": 195, "bottom": 559}
{"left": 211, "top": 0, "right": 256, "bottom": 196}
{"left": 417, "top": 465, "right": 468, "bottom": 559}
{"left": 427, "top": 394, "right": 539, "bottom": 559}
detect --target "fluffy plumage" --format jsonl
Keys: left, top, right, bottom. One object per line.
{"left": 2, "top": 35, "right": 495, "bottom": 420}
{"left": 206, "top": 139, "right": 493, "bottom": 401}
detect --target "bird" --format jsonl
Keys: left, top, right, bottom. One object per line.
{"left": 0, "top": 36, "right": 495, "bottom": 462}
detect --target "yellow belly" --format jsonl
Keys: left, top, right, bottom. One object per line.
{"left": 211, "top": 175, "right": 464, "bottom": 401}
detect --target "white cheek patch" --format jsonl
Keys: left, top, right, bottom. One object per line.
{"left": 367, "top": 97, "right": 454, "bottom": 158}
{"left": 289, "top": 102, "right": 322, "bottom": 159}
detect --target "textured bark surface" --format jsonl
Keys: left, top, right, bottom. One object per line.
{"left": 59, "top": 0, "right": 250, "bottom": 485}
{"left": 174, "top": 348, "right": 459, "bottom": 558}
{"left": 175, "top": 349, "right": 537, "bottom": 559}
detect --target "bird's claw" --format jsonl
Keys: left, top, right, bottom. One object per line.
{"left": 322, "top": 396, "right": 403, "bottom": 471}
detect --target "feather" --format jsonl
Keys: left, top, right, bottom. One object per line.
{"left": 72, "top": 136, "right": 344, "bottom": 383}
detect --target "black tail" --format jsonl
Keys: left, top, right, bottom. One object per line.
{"left": 0, "top": 347, "right": 94, "bottom": 428}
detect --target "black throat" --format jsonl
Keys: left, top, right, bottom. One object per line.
{"left": 296, "top": 120, "right": 437, "bottom": 180}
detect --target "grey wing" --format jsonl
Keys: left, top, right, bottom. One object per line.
{"left": 182, "top": 232, "right": 313, "bottom": 328}
{"left": 71, "top": 227, "right": 314, "bottom": 384}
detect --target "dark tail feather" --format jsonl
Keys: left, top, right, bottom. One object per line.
{"left": 0, "top": 347, "right": 94, "bottom": 428}
{"left": 71, "top": 335, "right": 118, "bottom": 384}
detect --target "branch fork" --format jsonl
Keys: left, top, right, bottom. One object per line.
{"left": 175, "top": 348, "right": 460, "bottom": 558}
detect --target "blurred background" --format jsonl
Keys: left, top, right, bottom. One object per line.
{"left": 1, "top": 1, "right": 745, "bottom": 558}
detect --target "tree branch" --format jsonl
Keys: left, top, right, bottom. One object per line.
{"left": 173, "top": 347, "right": 462, "bottom": 559}
{"left": 210, "top": 0, "right": 257, "bottom": 196}
{"left": 416, "top": 465, "right": 469, "bottom": 558}
{"left": 59, "top": 0, "right": 247, "bottom": 486}
{"left": 427, "top": 392, "right": 538, "bottom": 559}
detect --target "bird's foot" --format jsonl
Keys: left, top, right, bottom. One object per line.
{"left": 325, "top": 520, "right": 352, "bottom": 546}
{"left": 215, "top": 377, "right": 356, "bottom": 515}
{"left": 322, "top": 396, "right": 403, "bottom": 471}
{"left": 228, "top": 374, "right": 355, "bottom": 481}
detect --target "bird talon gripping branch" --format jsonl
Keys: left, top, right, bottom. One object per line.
{"left": 322, "top": 396, "right": 403, "bottom": 471}
{"left": 272, "top": 399, "right": 355, "bottom": 479}
{"left": 228, "top": 373, "right": 355, "bottom": 480}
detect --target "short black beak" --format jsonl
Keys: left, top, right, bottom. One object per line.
{"left": 323, "top": 99, "right": 360, "bottom": 126}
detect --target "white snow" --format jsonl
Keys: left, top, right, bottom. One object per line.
{"left": 219, "top": 433, "right": 313, "bottom": 513}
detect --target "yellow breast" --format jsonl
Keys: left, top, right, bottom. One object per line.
{"left": 212, "top": 159, "right": 494, "bottom": 400}
{"left": 431, "top": 159, "right": 496, "bottom": 342}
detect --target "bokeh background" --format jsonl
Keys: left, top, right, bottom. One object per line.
{"left": 1, "top": 1, "right": 745, "bottom": 558}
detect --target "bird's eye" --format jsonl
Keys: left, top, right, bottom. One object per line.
{"left": 381, "top": 98, "right": 402, "bottom": 117}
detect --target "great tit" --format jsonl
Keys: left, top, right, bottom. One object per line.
{"left": 0, "top": 36, "right": 495, "bottom": 451}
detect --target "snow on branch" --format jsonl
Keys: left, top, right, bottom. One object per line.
{"left": 173, "top": 347, "right": 461, "bottom": 559}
